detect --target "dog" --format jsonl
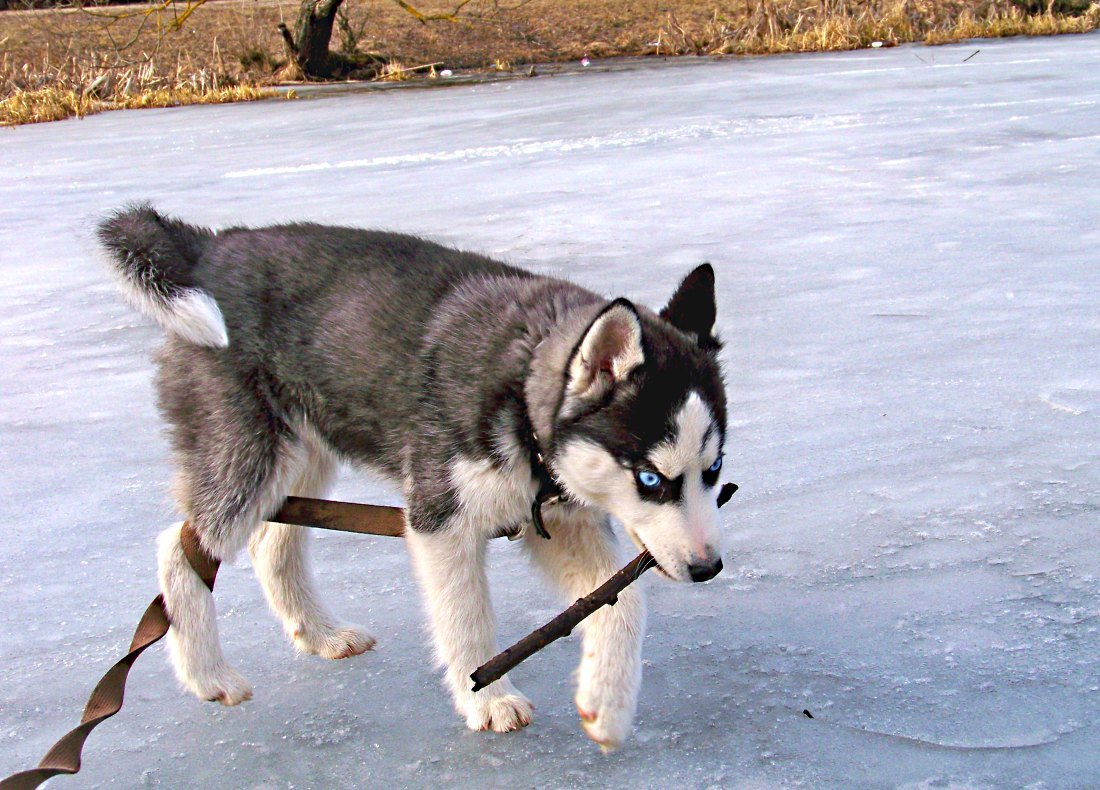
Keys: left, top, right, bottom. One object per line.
{"left": 96, "top": 204, "right": 728, "bottom": 749}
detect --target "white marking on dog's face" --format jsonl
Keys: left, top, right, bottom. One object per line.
{"left": 649, "top": 393, "right": 720, "bottom": 480}
{"left": 552, "top": 392, "right": 723, "bottom": 582}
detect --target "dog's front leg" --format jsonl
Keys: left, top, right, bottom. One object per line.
{"left": 526, "top": 509, "right": 647, "bottom": 750}
{"left": 405, "top": 525, "right": 533, "bottom": 733}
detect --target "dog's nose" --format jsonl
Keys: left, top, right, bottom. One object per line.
{"left": 688, "top": 558, "right": 723, "bottom": 583}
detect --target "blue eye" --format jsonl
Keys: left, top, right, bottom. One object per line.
{"left": 636, "top": 470, "right": 663, "bottom": 489}
{"left": 708, "top": 456, "right": 723, "bottom": 473}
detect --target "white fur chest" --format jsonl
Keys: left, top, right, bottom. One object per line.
{"left": 448, "top": 451, "right": 537, "bottom": 534}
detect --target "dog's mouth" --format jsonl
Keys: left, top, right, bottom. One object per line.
{"left": 625, "top": 530, "right": 674, "bottom": 580}
{"left": 648, "top": 560, "right": 674, "bottom": 581}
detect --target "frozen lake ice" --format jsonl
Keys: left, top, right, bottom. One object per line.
{"left": 1, "top": 33, "right": 1098, "bottom": 788}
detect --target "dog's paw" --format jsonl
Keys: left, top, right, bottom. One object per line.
{"left": 576, "top": 687, "right": 634, "bottom": 751}
{"left": 464, "top": 691, "right": 534, "bottom": 733}
{"left": 186, "top": 663, "right": 254, "bottom": 706}
{"left": 294, "top": 623, "right": 375, "bottom": 659}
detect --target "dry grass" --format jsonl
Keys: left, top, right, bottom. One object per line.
{"left": 651, "top": 0, "right": 1100, "bottom": 55}
{"left": 0, "top": 81, "right": 277, "bottom": 124}
{"left": 924, "top": 2, "right": 1100, "bottom": 42}
{"left": 2, "top": 0, "right": 1098, "bottom": 125}
{"left": 0, "top": 45, "right": 283, "bottom": 125}
{"left": 375, "top": 58, "right": 443, "bottom": 79}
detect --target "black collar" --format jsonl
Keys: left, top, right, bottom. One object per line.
{"left": 525, "top": 426, "right": 562, "bottom": 540}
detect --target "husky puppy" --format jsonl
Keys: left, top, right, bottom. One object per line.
{"left": 97, "top": 205, "right": 727, "bottom": 749}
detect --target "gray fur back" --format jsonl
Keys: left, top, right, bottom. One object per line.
{"left": 97, "top": 206, "right": 724, "bottom": 540}
{"left": 98, "top": 207, "right": 601, "bottom": 488}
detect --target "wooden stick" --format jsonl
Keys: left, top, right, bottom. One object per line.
{"left": 469, "top": 550, "right": 656, "bottom": 692}
{"left": 273, "top": 496, "right": 406, "bottom": 537}
{"left": 469, "top": 483, "right": 737, "bottom": 691}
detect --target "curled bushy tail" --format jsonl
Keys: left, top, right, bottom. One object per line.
{"left": 97, "top": 203, "right": 228, "bottom": 348}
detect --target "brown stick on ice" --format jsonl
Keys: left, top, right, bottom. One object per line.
{"left": 469, "top": 550, "right": 656, "bottom": 692}
{"left": 469, "top": 482, "right": 738, "bottom": 692}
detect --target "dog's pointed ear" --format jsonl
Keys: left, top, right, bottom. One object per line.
{"left": 660, "top": 263, "right": 718, "bottom": 348}
{"left": 563, "top": 298, "right": 644, "bottom": 411}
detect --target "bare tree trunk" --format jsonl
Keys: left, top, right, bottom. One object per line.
{"left": 279, "top": 0, "right": 344, "bottom": 78}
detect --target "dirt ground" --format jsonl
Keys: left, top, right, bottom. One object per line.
{"left": 2, "top": 0, "right": 1097, "bottom": 122}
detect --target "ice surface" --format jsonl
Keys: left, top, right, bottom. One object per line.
{"left": 1, "top": 34, "right": 1098, "bottom": 788}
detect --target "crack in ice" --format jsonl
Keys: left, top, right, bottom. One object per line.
{"left": 805, "top": 710, "right": 1080, "bottom": 752}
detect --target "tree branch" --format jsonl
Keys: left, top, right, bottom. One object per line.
{"left": 470, "top": 551, "right": 656, "bottom": 692}
{"left": 469, "top": 482, "right": 738, "bottom": 691}
{"left": 391, "top": 0, "right": 472, "bottom": 24}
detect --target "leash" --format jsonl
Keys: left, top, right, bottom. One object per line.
{"left": 0, "top": 496, "right": 403, "bottom": 790}
{"left": 1, "top": 483, "right": 738, "bottom": 788}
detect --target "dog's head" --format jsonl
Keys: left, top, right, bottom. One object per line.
{"left": 543, "top": 264, "right": 728, "bottom": 582}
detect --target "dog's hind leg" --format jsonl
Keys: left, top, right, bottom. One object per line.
{"left": 249, "top": 429, "right": 374, "bottom": 659}
{"left": 159, "top": 431, "right": 308, "bottom": 704}
{"left": 158, "top": 522, "right": 254, "bottom": 705}
{"left": 155, "top": 343, "right": 311, "bottom": 706}
{"left": 525, "top": 507, "right": 646, "bottom": 750}
{"left": 158, "top": 433, "right": 304, "bottom": 705}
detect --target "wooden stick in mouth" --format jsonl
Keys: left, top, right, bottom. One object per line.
{"left": 470, "top": 481, "right": 738, "bottom": 691}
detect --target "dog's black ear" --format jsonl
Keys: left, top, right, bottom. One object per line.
{"left": 660, "top": 263, "right": 719, "bottom": 349}
{"left": 562, "top": 298, "right": 644, "bottom": 416}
